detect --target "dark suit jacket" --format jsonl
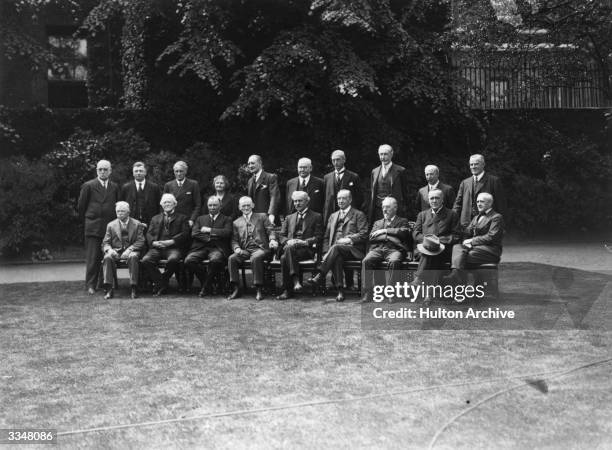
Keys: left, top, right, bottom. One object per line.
{"left": 163, "top": 178, "right": 202, "bottom": 223}
{"left": 368, "top": 216, "right": 411, "bottom": 253}
{"left": 323, "top": 169, "right": 362, "bottom": 224}
{"left": 461, "top": 210, "right": 504, "bottom": 257}
{"left": 324, "top": 207, "right": 368, "bottom": 253}
{"left": 201, "top": 193, "right": 239, "bottom": 220}
{"left": 285, "top": 176, "right": 325, "bottom": 215}
{"left": 121, "top": 180, "right": 162, "bottom": 225}
{"left": 415, "top": 182, "right": 455, "bottom": 212}
{"left": 413, "top": 207, "right": 459, "bottom": 245}
{"left": 189, "top": 213, "right": 232, "bottom": 257}
{"left": 78, "top": 178, "right": 120, "bottom": 238}
{"left": 146, "top": 212, "right": 190, "bottom": 249}
{"left": 247, "top": 171, "right": 280, "bottom": 216}
{"left": 279, "top": 209, "right": 324, "bottom": 249}
{"left": 368, "top": 163, "right": 409, "bottom": 223}
{"left": 102, "top": 218, "right": 145, "bottom": 253}
{"left": 453, "top": 173, "right": 507, "bottom": 227}
{"left": 231, "top": 213, "right": 276, "bottom": 251}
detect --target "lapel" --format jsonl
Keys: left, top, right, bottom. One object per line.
{"left": 328, "top": 211, "right": 339, "bottom": 243}
{"left": 341, "top": 209, "right": 353, "bottom": 231}
{"left": 112, "top": 220, "right": 122, "bottom": 239}
{"left": 473, "top": 173, "right": 485, "bottom": 196}
{"left": 126, "top": 218, "right": 137, "bottom": 241}
{"left": 95, "top": 179, "right": 106, "bottom": 199}
{"left": 256, "top": 172, "right": 266, "bottom": 190}
{"left": 175, "top": 179, "right": 185, "bottom": 195}
{"left": 372, "top": 166, "right": 381, "bottom": 189}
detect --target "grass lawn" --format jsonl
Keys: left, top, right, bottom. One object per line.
{"left": 0, "top": 262, "right": 611, "bottom": 449}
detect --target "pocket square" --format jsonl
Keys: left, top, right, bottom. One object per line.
{"left": 186, "top": 192, "right": 192, "bottom": 195}
{"left": 348, "top": 182, "right": 354, "bottom": 186}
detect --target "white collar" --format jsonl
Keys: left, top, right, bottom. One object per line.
{"left": 297, "top": 208, "right": 308, "bottom": 217}
{"left": 339, "top": 206, "right": 351, "bottom": 216}
{"left": 254, "top": 169, "right": 263, "bottom": 181}
{"left": 298, "top": 175, "right": 310, "bottom": 185}
{"left": 210, "top": 213, "right": 219, "bottom": 221}
{"left": 474, "top": 171, "right": 484, "bottom": 182}
{"left": 135, "top": 179, "right": 146, "bottom": 187}
{"left": 428, "top": 180, "right": 439, "bottom": 189}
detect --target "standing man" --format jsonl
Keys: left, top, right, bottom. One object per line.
{"left": 445, "top": 192, "right": 504, "bottom": 285}
{"left": 323, "top": 149, "right": 362, "bottom": 224}
{"left": 453, "top": 154, "right": 507, "bottom": 228}
{"left": 246, "top": 154, "right": 280, "bottom": 225}
{"left": 101, "top": 201, "right": 145, "bottom": 300}
{"left": 361, "top": 197, "right": 411, "bottom": 303}
{"left": 368, "top": 144, "right": 409, "bottom": 225}
{"left": 412, "top": 188, "right": 459, "bottom": 301}
{"left": 184, "top": 196, "right": 232, "bottom": 298}
{"left": 163, "top": 160, "right": 201, "bottom": 227}
{"left": 78, "top": 159, "right": 120, "bottom": 294}
{"left": 305, "top": 189, "right": 368, "bottom": 302}
{"left": 227, "top": 196, "right": 278, "bottom": 301}
{"left": 140, "top": 194, "right": 190, "bottom": 296}
{"left": 285, "top": 157, "right": 325, "bottom": 215}
{"left": 276, "top": 191, "right": 324, "bottom": 300}
{"left": 415, "top": 165, "right": 455, "bottom": 212}
{"left": 121, "top": 162, "right": 162, "bottom": 227}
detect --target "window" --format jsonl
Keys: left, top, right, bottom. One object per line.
{"left": 47, "top": 26, "right": 88, "bottom": 107}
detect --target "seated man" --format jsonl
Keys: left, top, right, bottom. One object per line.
{"left": 444, "top": 192, "right": 504, "bottom": 285}
{"left": 276, "top": 191, "right": 324, "bottom": 300}
{"left": 305, "top": 189, "right": 368, "bottom": 302}
{"left": 101, "top": 201, "right": 145, "bottom": 299}
{"left": 184, "top": 195, "right": 232, "bottom": 298}
{"left": 412, "top": 188, "right": 459, "bottom": 288}
{"left": 141, "top": 193, "right": 190, "bottom": 296}
{"left": 228, "top": 196, "right": 278, "bottom": 301}
{"left": 361, "top": 197, "right": 411, "bottom": 303}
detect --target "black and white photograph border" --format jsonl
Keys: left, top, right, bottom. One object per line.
{"left": 1, "top": 0, "right": 611, "bottom": 448}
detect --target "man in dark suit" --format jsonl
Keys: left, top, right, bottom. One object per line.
{"left": 246, "top": 154, "right": 280, "bottom": 225}
{"left": 453, "top": 154, "right": 507, "bottom": 228}
{"left": 445, "top": 192, "right": 504, "bottom": 284}
{"left": 101, "top": 201, "right": 145, "bottom": 299}
{"left": 323, "top": 149, "right": 362, "bottom": 224}
{"left": 285, "top": 157, "right": 325, "bottom": 215}
{"left": 305, "top": 189, "right": 368, "bottom": 302}
{"left": 163, "top": 160, "right": 201, "bottom": 227}
{"left": 368, "top": 144, "right": 410, "bottom": 225}
{"left": 120, "top": 161, "right": 161, "bottom": 227}
{"left": 276, "top": 191, "right": 324, "bottom": 300}
{"left": 141, "top": 194, "right": 190, "bottom": 296}
{"left": 415, "top": 165, "right": 455, "bottom": 212}
{"left": 184, "top": 196, "right": 232, "bottom": 298}
{"left": 78, "top": 159, "right": 120, "bottom": 294}
{"left": 361, "top": 197, "right": 411, "bottom": 303}
{"left": 412, "top": 188, "right": 459, "bottom": 296}
{"left": 228, "top": 196, "right": 278, "bottom": 301}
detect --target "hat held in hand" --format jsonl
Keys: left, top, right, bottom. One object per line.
{"left": 417, "top": 234, "right": 445, "bottom": 256}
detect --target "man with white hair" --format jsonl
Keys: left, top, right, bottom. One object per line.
{"left": 445, "top": 192, "right": 504, "bottom": 284}
{"left": 276, "top": 190, "right": 324, "bottom": 299}
{"left": 415, "top": 164, "right": 455, "bottom": 212}
{"left": 323, "top": 149, "right": 362, "bottom": 224}
{"left": 141, "top": 193, "right": 190, "bottom": 296}
{"left": 285, "top": 157, "right": 325, "bottom": 215}
{"left": 101, "top": 201, "right": 145, "bottom": 299}
{"left": 227, "top": 196, "right": 278, "bottom": 301}
{"left": 453, "top": 154, "right": 506, "bottom": 227}
{"left": 368, "top": 144, "right": 410, "bottom": 225}
{"left": 78, "top": 159, "right": 120, "bottom": 294}
{"left": 163, "top": 160, "right": 201, "bottom": 227}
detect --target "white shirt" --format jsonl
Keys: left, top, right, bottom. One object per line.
{"left": 428, "top": 181, "right": 440, "bottom": 190}
{"left": 381, "top": 162, "right": 392, "bottom": 177}
{"left": 473, "top": 172, "right": 484, "bottom": 183}
{"left": 339, "top": 206, "right": 351, "bottom": 219}
{"left": 98, "top": 178, "right": 108, "bottom": 188}
{"left": 135, "top": 180, "right": 146, "bottom": 190}
{"left": 254, "top": 169, "right": 263, "bottom": 183}
{"left": 298, "top": 175, "right": 310, "bottom": 187}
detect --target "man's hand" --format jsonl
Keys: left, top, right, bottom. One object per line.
{"left": 268, "top": 214, "right": 275, "bottom": 224}
{"left": 269, "top": 239, "right": 279, "bottom": 249}
{"left": 370, "top": 229, "right": 386, "bottom": 238}
{"left": 189, "top": 220, "right": 194, "bottom": 227}
{"left": 120, "top": 248, "right": 131, "bottom": 260}
{"left": 234, "top": 247, "right": 243, "bottom": 255}
{"left": 462, "top": 238, "right": 473, "bottom": 249}
{"left": 107, "top": 249, "right": 118, "bottom": 259}
{"left": 337, "top": 237, "right": 352, "bottom": 245}
{"left": 200, "top": 226, "right": 212, "bottom": 233}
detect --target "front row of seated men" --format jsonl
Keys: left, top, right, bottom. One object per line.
{"left": 100, "top": 187, "right": 504, "bottom": 301}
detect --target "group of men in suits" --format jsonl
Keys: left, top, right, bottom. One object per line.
{"left": 78, "top": 147, "right": 506, "bottom": 302}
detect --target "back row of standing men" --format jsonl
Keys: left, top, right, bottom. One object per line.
{"left": 78, "top": 145, "right": 506, "bottom": 300}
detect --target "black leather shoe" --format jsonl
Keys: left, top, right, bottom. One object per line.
{"left": 255, "top": 288, "right": 264, "bottom": 301}
{"left": 154, "top": 286, "right": 167, "bottom": 297}
{"left": 293, "top": 282, "right": 303, "bottom": 292}
{"left": 104, "top": 288, "right": 114, "bottom": 300}
{"left": 227, "top": 287, "right": 241, "bottom": 300}
{"left": 277, "top": 290, "right": 292, "bottom": 300}
{"left": 130, "top": 286, "right": 138, "bottom": 299}
{"left": 336, "top": 290, "right": 345, "bottom": 302}
{"left": 198, "top": 288, "right": 207, "bottom": 298}
{"left": 304, "top": 273, "right": 322, "bottom": 287}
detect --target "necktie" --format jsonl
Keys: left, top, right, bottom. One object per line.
{"left": 300, "top": 178, "right": 306, "bottom": 191}
{"left": 296, "top": 213, "right": 304, "bottom": 231}
{"left": 138, "top": 182, "right": 143, "bottom": 192}
{"left": 178, "top": 181, "right": 183, "bottom": 188}
{"left": 382, "top": 165, "right": 387, "bottom": 177}
{"left": 103, "top": 181, "right": 107, "bottom": 190}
